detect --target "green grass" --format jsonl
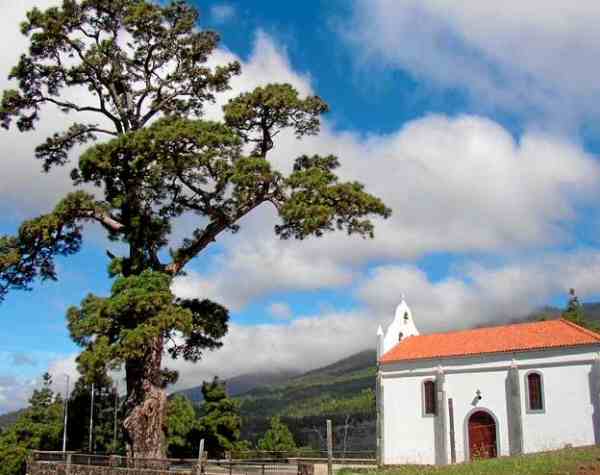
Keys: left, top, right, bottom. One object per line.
{"left": 339, "top": 446, "right": 600, "bottom": 475}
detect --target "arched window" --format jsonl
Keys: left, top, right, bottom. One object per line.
{"left": 527, "top": 372, "right": 544, "bottom": 411}
{"left": 423, "top": 380, "right": 436, "bottom": 415}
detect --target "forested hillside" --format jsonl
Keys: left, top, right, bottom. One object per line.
{"left": 0, "top": 409, "right": 25, "bottom": 431}
{"left": 238, "top": 350, "right": 376, "bottom": 418}
{"left": 235, "top": 350, "right": 377, "bottom": 450}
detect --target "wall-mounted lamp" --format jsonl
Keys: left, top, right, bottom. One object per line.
{"left": 476, "top": 389, "right": 482, "bottom": 401}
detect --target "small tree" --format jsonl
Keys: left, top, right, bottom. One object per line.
{"left": 0, "top": 373, "right": 63, "bottom": 475}
{"left": 166, "top": 395, "right": 197, "bottom": 458}
{"left": 257, "top": 416, "right": 296, "bottom": 455}
{"left": 196, "top": 378, "right": 241, "bottom": 457}
{"left": 563, "top": 288, "right": 585, "bottom": 326}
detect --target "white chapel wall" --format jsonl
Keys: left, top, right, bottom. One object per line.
{"left": 520, "top": 354, "right": 596, "bottom": 453}
{"left": 381, "top": 346, "right": 600, "bottom": 465}
{"left": 445, "top": 369, "right": 510, "bottom": 462}
{"left": 382, "top": 359, "right": 512, "bottom": 464}
{"left": 382, "top": 374, "right": 437, "bottom": 464}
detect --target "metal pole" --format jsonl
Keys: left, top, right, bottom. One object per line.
{"left": 113, "top": 383, "right": 118, "bottom": 451}
{"left": 89, "top": 383, "right": 95, "bottom": 453}
{"left": 326, "top": 419, "right": 333, "bottom": 475}
{"left": 62, "top": 375, "right": 70, "bottom": 453}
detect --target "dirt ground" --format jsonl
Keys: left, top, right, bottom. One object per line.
{"left": 577, "top": 463, "right": 600, "bottom": 475}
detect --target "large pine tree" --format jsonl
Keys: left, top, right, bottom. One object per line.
{"left": 0, "top": 0, "right": 390, "bottom": 457}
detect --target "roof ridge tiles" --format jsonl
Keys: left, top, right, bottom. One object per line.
{"left": 379, "top": 318, "right": 600, "bottom": 364}
{"left": 557, "top": 318, "right": 600, "bottom": 340}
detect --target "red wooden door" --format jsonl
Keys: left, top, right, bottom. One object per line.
{"left": 468, "top": 411, "right": 497, "bottom": 459}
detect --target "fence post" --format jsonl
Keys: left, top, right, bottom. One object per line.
{"left": 66, "top": 453, "right": 72, "bottom": 475}
{"left": 197, "top": 438, "right": 205, "bottom": 474}
{"left": 326, "top": 419, "right": 333, "bottom": 475}
{"left": 228, "top": 451, "right": 232, "bottom": 475}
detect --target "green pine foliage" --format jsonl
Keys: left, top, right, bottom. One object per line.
{"left": 67, "top": 270, "right": 229, "bottom": 390}
{"left": 196, "top": 378, "right": 242, "bottom": 457}
{"left": 167, "top": 379, "right": 246, "bottom": 458}
{"left": 0, "top": 0, "right": 390, "bottom": 456}
{"left": 257, "top": 416, "right": 296, "bottom": 453}
{"left": 166, "top": 395, "right": 197, "bottom": 458}
{"left": 0, "top": 374, "right": 63, "bottom": 475}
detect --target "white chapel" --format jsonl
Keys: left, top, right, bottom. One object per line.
{"left": 376, "top": 299, "right": 600, "bottom": 465}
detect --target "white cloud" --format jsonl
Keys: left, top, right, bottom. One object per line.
{"left": 47, "top": 353, "right": 80, "bottom": 391}
{"left": 173, "top": 113, "right": 600, "bottom": 308}
{"left": 167, "top": 27, "right": 600, "bottom": 315}
{"left": 166, "top": 311, "right": 375, "bottom": 392}
{"left": 0, "top": 0, "right": 77, "bottom": 215}
{"left": 202, "top": 30, "right": 313, "bottom": 121}
{"left": 11, "top": 352, "right": 36, "bottom": 367}
{"left": 172, "top": 236, "right": 354, "bottom": 310}
{"left": 43, "top": 248, "right": 600, "bottom": 401}
{"left": 0, "top": 374, "right": 45, "bottom": 414}
{"left": 34, "top": 310, "right": 375, "bottom": 397}
{"left": 358, "top": 249, "right": 600, "bottom": 334}
{"left": 268, "top": 302, "right": 293, "bottom": 320}
{"left": 343, "top": 0, "right": 600, "bottom": 127}
{"left": 210, "top": 4, "right": 236, "bottom": 24}
{"left": 7, "top": 247, "right": 600, "bottom": 411}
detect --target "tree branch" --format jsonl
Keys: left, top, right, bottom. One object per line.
{"left": 39, "top": 95, "right": 107, "bottom": 115}
{"left": 81, "top": 209, "right": 124, "bottom": 233}
{"left": 165, "top": 218, "right": 229, "bottom": 275}
{"left": 166, "top": 190, "right": 269, "bottom": 275}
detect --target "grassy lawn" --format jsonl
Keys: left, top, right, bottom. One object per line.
{"left": 339, "top": 446, "right": 600, "bottom": 475}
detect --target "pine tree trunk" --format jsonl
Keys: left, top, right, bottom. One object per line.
{"left": 123, "top": 336, "right": 167, "bottom": 459}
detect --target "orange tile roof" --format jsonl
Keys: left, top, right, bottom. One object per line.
{"left": 380, "top": 319, "right": 600, "bottom": 364}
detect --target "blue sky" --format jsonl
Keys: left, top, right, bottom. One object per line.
{"left": 3, "top": 0, "right": 600, "bottom": 413}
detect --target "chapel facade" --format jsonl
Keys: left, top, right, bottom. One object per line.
{"left": 376, "top": 300, "right": 600, "bottom": 465}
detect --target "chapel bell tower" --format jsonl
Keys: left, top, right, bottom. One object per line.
{"left": 377, "top": 296, "right": 420, "bottom": 359}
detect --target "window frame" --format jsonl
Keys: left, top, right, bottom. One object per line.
{"left": 524, "top": 370, "right": 545, "bottom": 414}
{"left": 422, "top": 378, "right": 437, "bottom": 417}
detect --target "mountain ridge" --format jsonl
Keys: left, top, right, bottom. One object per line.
{"left": 175, "top": 369, "right": 301, "bottom": 404}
